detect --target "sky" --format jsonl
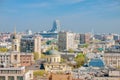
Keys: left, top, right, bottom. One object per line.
{"left": 0, "top": 0, "right": 120, "bottom": 33}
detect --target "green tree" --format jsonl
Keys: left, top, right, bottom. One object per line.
{"left": 33, "top": 52, "right": 39, "bottom": 60}
{"left": 54, "top": 46, "right": 58, "bottom": 51}
{"left": 74, "top": 53, "right": 85, "bottom": 68}
{"left": 0, "top": 48, "right": 8, "bottom": 52}
{"left": 41, "top": 53, "right": 46, "bottom": 59}
{"left": 68, "top": 48, "right": 74, "bottom": 53}
{"left": 61, "top": 58, "right": 66, "bottom": 62}
{"left": 46, "top": 45, "right": 58, "bottom": 51}
{"left": 81, "top": 44, "right": 89, "bottom": 48}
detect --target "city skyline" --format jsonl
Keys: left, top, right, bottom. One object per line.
{"left": 0, "top": 0, "right": 120, "bottom": 33}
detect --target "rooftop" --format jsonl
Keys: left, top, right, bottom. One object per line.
{"left": 0, "top": 66, "right": 25, "bottom": 70}
{"left": 45, "top": 50, "right": 60, "bottom": 55}
{"left": 89, "top": 58, "right": 105, "bottom": 68}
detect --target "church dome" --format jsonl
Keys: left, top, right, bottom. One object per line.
{"left": 46, "top": 50, "right": 60, "bottom": 55}
{"left": 89, "top": 58, "right": 105, "bottom": 67}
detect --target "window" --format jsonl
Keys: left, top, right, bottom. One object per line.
{"left": 8, "top": 76, "right": 14, "bottom": 80}
{"left": 0, "top": 76, "right": 5, "bottom": 80}
{"left": 15, "top": 45, "right": 17, "bottom": 51}
{"left": 14, "top": 55, "right": 17, "bottom": 60}
{"left": 17, "top": 76, "right": 23, "bottom": 80}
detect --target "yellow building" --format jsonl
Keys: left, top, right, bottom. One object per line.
{"left": 44, "top": 50, "right": 71, "bottom": 73}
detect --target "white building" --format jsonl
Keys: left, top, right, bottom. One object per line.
{"left": 58, "top": 31, "right": 75, "bottom": 51}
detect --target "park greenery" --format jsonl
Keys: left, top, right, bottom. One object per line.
{"left": 74, "top": 53, "right": 85, "bottom": 68}
{"left": 61, "top": 58, "right": 66, "bottom": 63}
{"left": 0, "top": 48, "right": 8, "bottom": 52}
{"left": 81, "top": 44, "right": 89, "bottom": 48}
{"left": 33, "top": 70, "right": 46, "bottom": 77}
{"left": 68, "top": 48, "right": 74, "bottom": 53}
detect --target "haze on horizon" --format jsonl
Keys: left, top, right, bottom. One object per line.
{"left": 0, "top": 0, "right": 120, "bottom": 34}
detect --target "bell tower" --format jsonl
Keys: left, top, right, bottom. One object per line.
{"left": 12, "top": 27, "right": 20, "bottom": 52}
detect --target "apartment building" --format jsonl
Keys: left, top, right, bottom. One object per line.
{"left": 58, "top": 31, "right": 75, "bottom": 51}
{"left": 0, "top": 66, "right": 33, "bottom": 80}
{"left": 20, "top": 35, "right": 41, "bottom": 58}
{"left": 104, "top": 52, "right": 120, "bottom": 68}
{"left": 0, "top": 52, "right": 34, "bottom": 67}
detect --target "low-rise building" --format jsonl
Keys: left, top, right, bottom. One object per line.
{"left": 0, "top": 66, "right": 33, "bottom": 80}
{"left": 44, "top": 50, "right": 71, "bottom": 73}
{"left": 0, "top": 52, "right": 34, "bottom": 67}
{"left": 20, "top": 53, "right": 34, "bottom": 66}
{"left": 104, "top": 52, "right": 120, "bottom": 68}
{"left": 93, "top": 70, "right": 120, "bottom": 80}
{"left": 49, "top": 73, "right": 72, "bottom": 80}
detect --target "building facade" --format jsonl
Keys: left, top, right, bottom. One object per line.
{"left": 80, "top": 33, "right": 91, "bottom": 44}
{"left": 58, "top": 31, "right": 75, "bottom": 51}
{"left": 104, "top": 52, "right": 120, "bottom": 68}
{"left": 0, "top": 67, "right": 33, "bottom": 80}
{"left": 20, "top": 35, "right": 41, "bottom": 58}
{"left": 44, "top": 50, "right": 71, "bottom": 73}
{"left": 0, "top": 52, "right": 34, "bottom": 67}
{"left": 20, "top": 53, "right": 34, "bottom": 66}
{"left": 11, "top": 32, "right": 20, "bottom": 52}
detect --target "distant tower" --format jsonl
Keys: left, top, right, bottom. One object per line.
{"left": 11, "top": 27, "right": 20, "bottom": 52}
{"left": 49, "top": 20, "right": 60, "bottom": 32}
{"left": 26, "top": 29, "right": 32, "bottom": 35}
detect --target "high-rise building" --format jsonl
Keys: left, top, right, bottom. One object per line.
{"left": 58, "top": 31, "right": 75, "bottom": 51}
{"left": 80, "top": 33, "right": 91, "bottom": 44}
{"left": 39, "top": 20, "right": 61, "bottom": 38}
{"left": 20, "top": 35, "right": 41, "bottom": 58}
{"left": 49, "top": 20, "right": 60, "bottom": 32}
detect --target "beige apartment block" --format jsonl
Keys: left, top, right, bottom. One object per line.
{"left": 0, "top": 52, "right": 34, "bottom": 67}
{"left": 0, "top": 67, "right": 33, "bottom": 80}
{"left": 104, "top": 52, "right": 120, "bottom": 68}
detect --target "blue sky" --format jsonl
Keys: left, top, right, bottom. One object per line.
{"left": 0, "top": 0, "right": 120, "bottom": 33}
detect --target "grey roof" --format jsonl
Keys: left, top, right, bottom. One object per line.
{"left": 46, "top": 50, "right": 60, "bottom": 55}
